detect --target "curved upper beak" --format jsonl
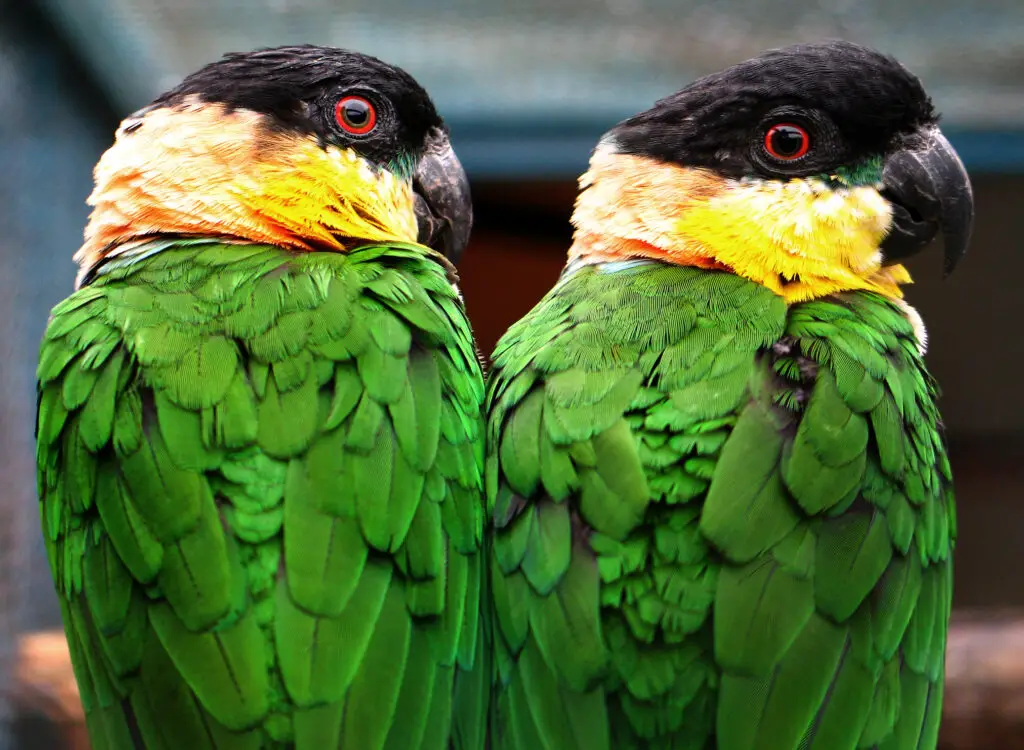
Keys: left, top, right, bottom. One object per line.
{"left": 880, "top": 126, "right": 974, "bottom": 276}
{"left": 412, "top": 128, "right": 473, "bottom": 264}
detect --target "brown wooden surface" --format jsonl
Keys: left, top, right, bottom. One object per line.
{"left": 10, "top": 631, "right": 89, "bottom": 750}
{"left": 940, "top": 610, "right": 1024, "bottom": 748}
{"left": 11, "top": 613, "right": 1024, "bottom": 749}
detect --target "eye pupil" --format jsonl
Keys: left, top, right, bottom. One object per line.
{"left": 335, "top": 96, "right": 377, "bottom": 135}
{"left": 343, "top": 101, "right": 368, "bottom": 125}
{"left": 765, "top": 123, "right": 810, "bottom": 160}
{"left": 771, "top": 127, "right": 803, "bottom": 155}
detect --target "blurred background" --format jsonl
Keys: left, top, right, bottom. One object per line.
{"left": 0, "top": 0, "right": 1022, "bottom": 747}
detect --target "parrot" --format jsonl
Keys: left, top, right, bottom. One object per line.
{"left": 35, "top": 45, "right": 488, "bottom": 750}
{"left": 485, "top": 40, "right": 973, "bottom": 750}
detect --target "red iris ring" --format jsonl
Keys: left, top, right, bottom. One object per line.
{"left": 764, "top": 123, "right": 810, "bottom": 160}
{"left": 335, "top": 96, "right": 377, "bottom": 135}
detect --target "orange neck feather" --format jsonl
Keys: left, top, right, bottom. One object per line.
{"left": 76, "top": 97, "right": 417, "bottom": 277}
{"left": 568, "top": 146, "right": 912, "bottom": 303}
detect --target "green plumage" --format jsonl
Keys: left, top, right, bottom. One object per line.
{"left": 36, "top": 239, "right": 488, "bottom": 749}
{"left": 486, "top": 261, "right": 953, "bottom": 750}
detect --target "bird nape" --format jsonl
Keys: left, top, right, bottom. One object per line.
{"left": 37, "top": 45, "right": 487, "bottom": 750}
{"left": 486, "top": 40, "right": 971, "bottom": 750}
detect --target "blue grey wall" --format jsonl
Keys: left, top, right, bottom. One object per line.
{"left": 0, "top": 6, "right": 116, "bottom": 738}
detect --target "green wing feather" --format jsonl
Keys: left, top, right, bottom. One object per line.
{"left": 36, "top": 239, "right": 488, "bottom": 749}
{"left": 485, "top": 261, "right": 953, "bottom": 750}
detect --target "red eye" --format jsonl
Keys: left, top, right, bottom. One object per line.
{"left": 335, "top": 96, "right": 377, "bottom": 135}
{"left": 764, "top": 123, "right": 810, "bottom": 160}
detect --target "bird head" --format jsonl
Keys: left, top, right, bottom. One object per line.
{"left": 76, "top": 45, "right": 472, "bottom": 281}
{"left": 570, "top": 41, "right": 974, "bottom": 302}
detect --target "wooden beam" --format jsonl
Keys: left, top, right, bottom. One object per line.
{"left": 11, "top": 631, "right": 88, "bottom": 750}
{"left": 941, "top": 610, "right": 1024, "bottom": 748}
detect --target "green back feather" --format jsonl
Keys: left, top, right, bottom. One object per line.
{"left": 485, "top": 260, "right": 953, "bottom": 750}
{"left": 36, "top": 239, "right": 488, "bottom": 749}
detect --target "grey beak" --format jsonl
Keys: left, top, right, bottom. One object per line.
{"left": 880, "top": 127, "right": 974, "bottom": 276}
{"left": 412, "top": 128, "right": 473, "bottom": 264}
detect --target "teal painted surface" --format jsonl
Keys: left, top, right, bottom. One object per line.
{"left": 0, "top": 7, "right": 114, "bottom": 648}
{"left": 41, "top": 0, "right": 1024, "bottom": 126}
{"left": 39, "top": 0, "right": 1024, "bottom": 176}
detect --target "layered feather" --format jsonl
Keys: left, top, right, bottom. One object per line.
{"left": 485, "top": 261, "right": 953, "bottom": 750}
{"left": 37, "top": 239, "right": 488, "bottom": 749}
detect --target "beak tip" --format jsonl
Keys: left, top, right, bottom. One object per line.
{"left": 942, "top": 233, "right": 971, "bottom": 278}
{"left": 881, "top": 127, "right": 975, "bottom": 275}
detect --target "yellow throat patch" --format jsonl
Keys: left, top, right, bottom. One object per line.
{"left": 569, "top": 146, "right": 913, "bottom": 303}
{"left": 76, "top": 96, "right": 418, "bottom": 276}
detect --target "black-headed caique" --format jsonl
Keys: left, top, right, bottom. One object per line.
{"left": 36, "top": 45, "right": 487, "bottom": 750}
{"left": 486, "top": 41, "right": 973, "bottom": 750}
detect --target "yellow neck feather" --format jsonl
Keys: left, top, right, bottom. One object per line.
{"left": 76, "top": 96, "right": 418, "bottom": 275}
{"left": 569, "top": 147, "right": 912, "bottom": 303}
